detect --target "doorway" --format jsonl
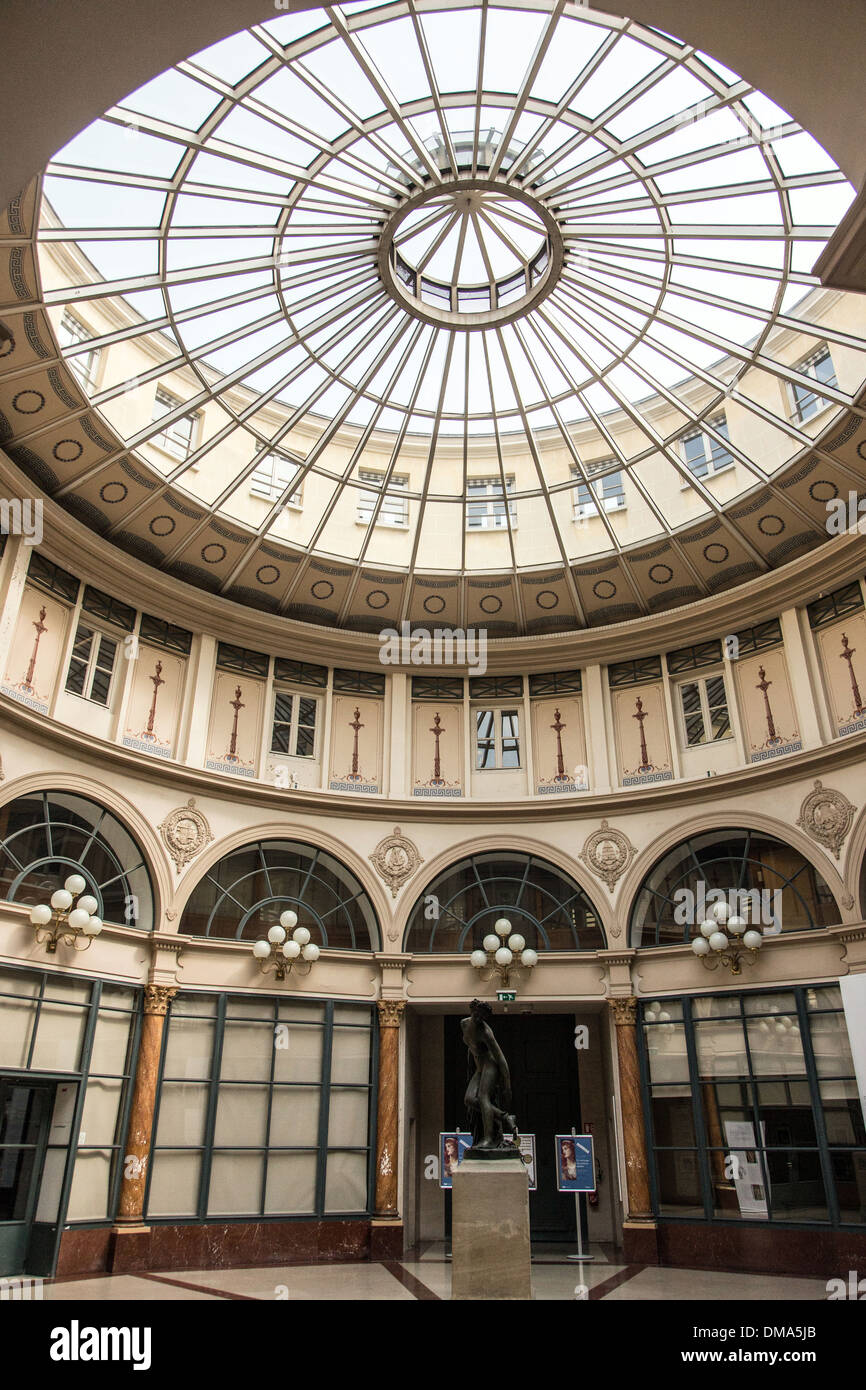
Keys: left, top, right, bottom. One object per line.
{"left": 444, "top": 1013, "right": 583, "bottom": 1242}
{"left": 0, "top": 1078, "right": 55, "bottom": 1276}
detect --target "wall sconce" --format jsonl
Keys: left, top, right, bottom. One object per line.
{"left": 30, "top": 873, "right": 103, "bottom": 954}
{"left": 690, "top": 900, "right": 764, "bottom": 975}
{"left": 470, "top": 917, "right": 538, "bottom": 991}
{"left": 252, "top": 910, "right": 320, "bottom": 981}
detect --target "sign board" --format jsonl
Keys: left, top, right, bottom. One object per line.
{"left": 517, "top": 1133, "right": 537, "bottom": 1190}
{"left": 438, "top": 1132, "right": 472, "bottom": 1189}
{"left": 555, "top": 1133, "right": 596, "bottom": 1192}
{"left": 497, "top": 990, "right": 516, "bottom": 1002}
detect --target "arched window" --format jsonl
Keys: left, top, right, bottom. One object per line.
{"left": 0, "top": 790, "right": 154, "bottom": 930}
{"left": 404, "top": 851, "right": 605, "bottom": 952}
{"left": 179, "top": 839, "right": 379, "bottom": 949}
{"left": 630, "top": 828, "right": 841, "bottom": 947}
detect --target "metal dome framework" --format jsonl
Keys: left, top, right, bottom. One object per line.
{"left": 25, "top": 0, "right": 866, "bottom": 622}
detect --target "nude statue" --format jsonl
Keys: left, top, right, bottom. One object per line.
{"left": 461, "top": 998, "right": 518, "bottom": 1150}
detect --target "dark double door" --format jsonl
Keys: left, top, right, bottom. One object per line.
{"left": 0, "top": 1078, "right": 55, "bottom": 1276}
{"left": 444, "top": 1013, "right": 583, "bottom": 1241}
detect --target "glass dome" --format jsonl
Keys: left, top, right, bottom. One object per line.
{"left": 30, "top": 1, "right": 866, "bottom": 624}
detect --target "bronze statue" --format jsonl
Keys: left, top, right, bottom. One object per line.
{"left": 461, "top": 999, "right": 518, "bottom": 1151}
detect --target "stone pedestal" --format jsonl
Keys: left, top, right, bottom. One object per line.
{"left": 451, "top": 1156, "right": 532, "bottom": 1301}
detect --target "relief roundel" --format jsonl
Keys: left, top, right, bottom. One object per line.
{"left": 796, "top": 780, "right": 855, "bottom": 860}
{"left": 579, "top": 818, "right": 635, "bottom": 902}
{"left": 158, "top": 798, "right": 214, "bottom": 874}
{"left": 370, "top": 826, "right": 423, "bottom": 899}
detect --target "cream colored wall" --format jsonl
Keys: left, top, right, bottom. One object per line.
{"left": 3, "top": 532, "right": 866, "bottom": 807}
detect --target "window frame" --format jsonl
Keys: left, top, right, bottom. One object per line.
{"left": 680, "top": 415, "right": 734, "bottom": 486}
{"left": 356, "top": 469, "right": 409, "bottom": 529}
{"left": 64, "top": 620, "right": 120, "bottom": 707}
{"left": 674, "top": 669, "right": 733, "bottom": 749}
{"left": 270, "top": 687, "right": 320, "bottom": 760}
{"left": 473, "top": 705, "right": 522, "bottom": 771}
{"left": 789, "top": 345, "right": 838, "bottom": 424}
{"left": 151, "top": 386, "right": 200, "bottom": 461}
{"left": 465, "top": 476, "right": 517, "bottom": 531}
{"left": 250, "top": 453, "right": 303, "bottom": 509}
{"left": 571, "top": 463, "right": 626, "bottom": 520}
{"left": 58, "top": 310, "right": 101, "bottom": 391}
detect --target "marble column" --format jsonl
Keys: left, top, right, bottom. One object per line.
{"left": 111, "top": 984, "right": 176, "bottom": 1263}
{"left": 374, "top": 999, "right": 405, "bottom": 1219}
{"left": 609, "top": 996, "right": 657, "bottom": 1261}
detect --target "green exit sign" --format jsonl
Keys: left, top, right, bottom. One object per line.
{"left": 497, "top": 990, "right": 516, "bottom": 1002}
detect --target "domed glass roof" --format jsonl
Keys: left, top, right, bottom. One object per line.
{"left": 27, "top": 0, "right": 866, "bottom": 627}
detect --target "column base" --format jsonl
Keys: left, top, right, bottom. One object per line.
{"left": 109, "top": 1224, "right": 153, "bottom": 1273}
{"left": 621, "top": 1219, "right": 659, "bottom": 1265}
{"left": 370, "top": 1219, "right": 404, "bottom": 1260}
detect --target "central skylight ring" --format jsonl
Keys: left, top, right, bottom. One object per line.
{"left": 378, "top": 176, "right": 564, "bottom": 328}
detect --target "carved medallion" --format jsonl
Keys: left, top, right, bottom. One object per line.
{"left": 796, "top": 780, "right": 855, "bottom": 860}
{"left": 158, "top": 797, "right": 214, "bottom": 874}
{"left": 579, "top": 818, "right": 635, "bottom": 896}
{"left": 370, "top": 826, "right": 423, "bottom": 899}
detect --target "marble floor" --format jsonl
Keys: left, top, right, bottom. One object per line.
{"left": 33, "top": 1245, "right": 832, "bottom": 1301}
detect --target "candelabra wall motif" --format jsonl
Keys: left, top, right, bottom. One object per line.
{"left": 840, "top": 633, "right": 865, "bottom": 718}
{"left": 226, "top": 685, "right": 245, "bottom": 761}
{"left": 740, "top": 654, "right": 801, "bottom": 762}
{"left": 22, "top": 606, "right": 47, "bottom": 693}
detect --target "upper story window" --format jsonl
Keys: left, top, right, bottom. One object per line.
{"left": 572, "top": 462, "right": 625, "bottom": 519}
{"left": 676, "top": 673, "right": 732, "bottom": 747}
{"left": 790, "top": 346, "right": 837, "bottom": 423}
{"left": 65, "top": 625, "right": 118, "bottom": 705}
{"left": 475, "top": 708, "right": 520, "bottom": 770}
{"left": 58, "top": 310, "right": 100, "bottom": 390}
{"left": 152, "top": 387, "right": 199, "bottom": 460}
{"left": 250, "top": 453, "right": 302, "bottom": 508}
{"left": 466, "top": 476, "right": 516, "bottom": 530}
{"left": 357, "top": 469, "right": 408, "bottom": 528}
{"left": 681, "top": 415, "right": 734, "bottom": 482}
{"left": 271, "top": 690, "right": 318, "bottom": 758}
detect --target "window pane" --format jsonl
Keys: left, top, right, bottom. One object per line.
{"left": 809, "top": 1012, "right": 855, "bottom": 1075}
{"left": 273, "top": 1024, "right": 323, "bottom": 1083}
{"left": 746, "top": 1017, "right": 806, "bottom": 1075}
{"left": 694, "top": 1019, "right": 747, "bottom": 1078}
{"left": 31, "top": 1004, "right": 87, "bottom": 1071}
{"left": 147, "top": 1150, "right": 201, "bottom": 1217}
{"left": 163, "top": 1016, "right": 214, "bottom": 1080}
{"left": 324, "top": 1151, "right": 368, "bottom": 1212}
{"left": 80, "top": 1078, "right": 124, "bottom": 1146}
{"left": 820, "top": 1080, "right": 866, "bottom": 1147}
{"left": 765, "top": 1149, "right": 828, "bottom": 1222}
{"left": 654, "top": 1149, "right": 702, "bottom": 1214}
{"left": 833, "top": 1149, "right": 866, "bottom": 1223}
{"left": 328, "top": 1088, "right": 369, "bottom": 1146}
{"left": 645, "top": 1022, "right": 690, "bottom": 1084}
{"left": 89, "top": 1009, "right": 132, "bottom": 1074}
{"left": 0, "top": 997, "right": 35, "bottom": 1067}
{"left": 66, "top": 1148, "right": 113, "bottom": 1221}
{"left": 208, "top": 1151, "right": 263, "bottom": 1215}
{"left": 264, "top": 1151, "right": 317, "bottom": 1214}
{"left": 220, "top": 1021, "right": 271, "bottom": 1081}
{"left": 330, "top": 1027, "right": 370, "bottom": 1084}
{"left": 268, "top": 1086, "right": 319, "bottom": 1146}
{"left": 214, "top": 1084, "right": 269, "bottom": 1146}
{"left": 155, "top": 1082, "right": 209, "bottom": 1146}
